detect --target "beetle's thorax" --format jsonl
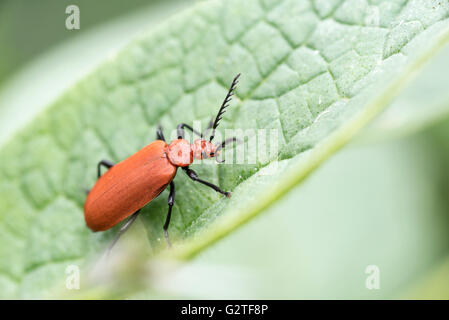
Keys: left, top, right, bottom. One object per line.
{"left": 166, "top": 139, "right": 193, "bottom": 167}
{"left": 166, "top": 138, "right": 218, "bottom": 167}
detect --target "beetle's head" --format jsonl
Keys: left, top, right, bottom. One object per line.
{"left": 171, "top": 74, "right": 241, "bottom": 165}
{"left": 192, "top": 74, "right": 241, "bottom": 162}
{"left": 191, "top": 139, "right": 219, "bottom": 160}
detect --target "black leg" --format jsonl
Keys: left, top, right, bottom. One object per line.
{"left": 183, "top": 167, "right": 231, "bottom": 197}
{"left": 157, "top": 125, "right": 166, "bottom": 141}
{"left": 86, "top": 159, "right": 115, "bottom": 194}
{"left": 107, "top": 209, "right": 141, "bottom": 254}
{"left": 217, "top": 137, "right": 240, "bottom": 151}
{"left": 177, "top": 123, "right": 203, "bottom": 139}
{"left": 163, "top": 181, "right": 176, "bottom": 247}
{"left": 214, "top": 137, "right": 241, "bottom": 163}
{"left": 97, "top": 159, "right": 115, "bottom": 179}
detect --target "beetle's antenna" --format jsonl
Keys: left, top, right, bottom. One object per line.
{"left": 209, "top": 73, "right": 240, "bottom": 142}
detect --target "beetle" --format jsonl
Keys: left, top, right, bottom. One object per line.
{"left": 84, "top": 74, "right": 241, "bottom": 250}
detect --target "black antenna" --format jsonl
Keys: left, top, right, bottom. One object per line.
{"left": 209, "top": 73, "right": 240, "bottom": 142}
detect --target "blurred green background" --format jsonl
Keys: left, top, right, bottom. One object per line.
{"left": 0, "top": 0, "right": 198, "bottom": 145}
{"left": 1, "top": 0, "right": 449, "bottom": 299}
{"left": 0, "top": 0, "right": 184, "bottom": 85}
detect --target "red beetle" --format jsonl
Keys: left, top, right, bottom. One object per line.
{"left": 84, "top": 74, "right": 240, "bottom": 250}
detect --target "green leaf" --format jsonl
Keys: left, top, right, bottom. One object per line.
{"left": 1, "top": 0, "right": 449, "bottom": 298}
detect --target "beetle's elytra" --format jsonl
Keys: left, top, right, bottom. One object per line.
{"left": 84, "top": 74, "right": 241, "bottom": 250}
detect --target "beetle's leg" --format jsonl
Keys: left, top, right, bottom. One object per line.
{"left": 163, "top": 181, "right": 176, "bottom": 247}
{"left": 177, "top": 123, "right": 202, "bottom": 139}
{"left": 183, "top": 167, "right": 231, "bottom": 197}
{"left": 216, "top": 137, "right": 240, "bottom": 151}
{"left": 84, "top": 160, "right": 115, "bottom": 195}
{"left": 157, "top": 125, "right": 166, "bottom": 141}
{"left": 107, "top": 209, "right": 141, "bottom": 254}
{"left": 97, "top": 160, "right": 115, "bottom": 179}
{"left": 213, "top": 137, "right": 241, "bottom": 163}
